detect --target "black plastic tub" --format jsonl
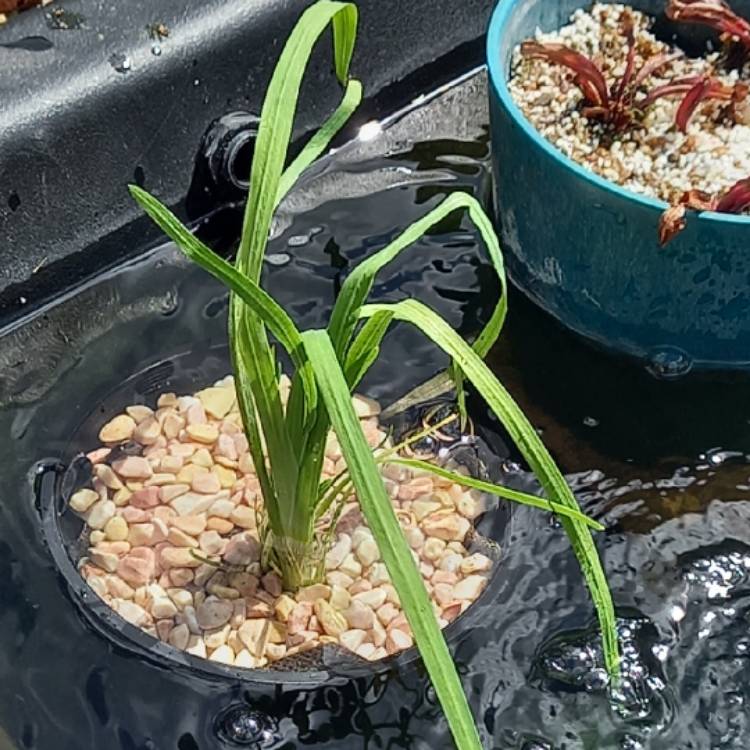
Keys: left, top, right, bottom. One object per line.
{"left": 0, "top": 0, "right": 493, "bottom": 308}
{"left": 12, "top": 26, "right": 750, "bottom": 745}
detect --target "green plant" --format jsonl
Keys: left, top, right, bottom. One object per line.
{"left": 128, "top": 1, "right": 619, "bottom": 747}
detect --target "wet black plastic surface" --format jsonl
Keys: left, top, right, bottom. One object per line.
{"left": 0, "top": 0, "right": 491, "bottom": 300}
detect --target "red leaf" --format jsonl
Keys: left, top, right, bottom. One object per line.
{"left": 666, "top": 0, "right": 750, "bottom": 49}
{"left": 520, "top": 41, "right": 610, "bottom": 107}
{"left": 658, "top": 190, "right": 720, "bottom": 246}
{"left": 659, "top": 204, "right": 688, "bottom": 246}
{"left": 657, "top": 179, "right": 749, "bottom": 247}
{"left": 681, "top": 189, "right": 720, "bottom": 211}
{"left": 632, "top": 52, "right": 682, "bottom": 89}
{"left": 613, "top": 25, "right": 638, "bottom": 108}
{"left": 640, "top": 75, "right": 703, "bottom": 107}
{"left": 715, "top": 178, "right": 750, "bottom": 213}
{"left": 674, "top": 76, "right": 736, "bottom": 131}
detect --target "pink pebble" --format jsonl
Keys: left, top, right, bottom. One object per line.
{"left": 153, "top": 506, "right": 176, "bottom": 524}
{"left": 112, "top": 455, "right": 153, "bottom": 480}
{"left": 95, "top": 541, "right": 130, "bottom": 556}
{"left": 130, "top": 486, "right": 161, "bottom": 509}
{"left": 186, "top": 403, "right": 207, "bottom": 425}
{"left": 117, "top": 547, "right": 156, "bottom": 587}
{"left": 215, "top": 434, "right": 238, "bottom": 460}
{"left": 233, "top": 433, "right": 249, "bottom": 453}
{"left": 86, "top": 448, "right": 111, "bottom": 464}
{"left": 121, "top": 507, "right": 151, "bottom": 523}
{"left": 192, "top": 472, "right": 221, "bottom": 494}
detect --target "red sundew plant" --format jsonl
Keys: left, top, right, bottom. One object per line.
{"left": 520, "top": 27, "right": 677, "bottom": 132}
{"left": 521, "top": 34, "right": 750, "bottom": 132}
{"left": 666, "top": 0, "right": 750, "bottom": 62}
{"left": 659, "top": 177, "right": 750, "bottom": 244}
{"left": 521, "top": 0, "right": 750, "bottom": 133}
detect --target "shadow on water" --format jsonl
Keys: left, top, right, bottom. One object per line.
{"left": 2, "top": 66, "right": 750, "bottom": 749}
{"left": 490, "top": 287, "right": 750, "bottom": 532}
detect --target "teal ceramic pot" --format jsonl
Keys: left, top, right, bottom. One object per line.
{"left": 487, "top": 0, "right": 750, "bottom": 376}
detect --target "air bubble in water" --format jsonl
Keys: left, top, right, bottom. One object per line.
{"left": 646, "top": 346, "right": 693, "bottom": 380}
{"left": 216, "top": 705, "right": 277, "bottom": 746}
{"left": 538, "top": 618, "right": 667, "bottom": 721}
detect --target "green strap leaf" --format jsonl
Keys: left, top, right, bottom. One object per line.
{"left": 359, "top": 299, "right": 620, "bottom": 677}
{"left": 343, "top": 310, "right": 395, "bottom": 389}
{"left": 302, "top": 328, "right": 483, "bottom": 750}
{"left": 128, "top": 185, "right": 317, "bottom": 416}
{"left": 230, "top": 0, "right": 359, "bottom": 539}
{"left": 328, "top": 191, "right": 507, "bottom": 360}
{"left": 276, "top": 78, "right": 363, "bottom": 207}
{"left": 387, "top": 457, "right": 604, "bottom": 530}
{"left": 238, "top": 0, "right": 358, "bottom": 281}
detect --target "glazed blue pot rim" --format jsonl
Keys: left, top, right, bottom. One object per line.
{"left": 486, "top": 0, "right": 750, "bottom": 228}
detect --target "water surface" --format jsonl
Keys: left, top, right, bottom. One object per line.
{"left": 2, "top": 68, "right": 750, "bottom": 750}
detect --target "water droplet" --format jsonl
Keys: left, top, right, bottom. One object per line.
{"left": 669, "top": 604, "right": 686, "bottom": 622}
{"left": 109, "top": 53, "right": 131, "bottom": 73}
{"left": 151, "top": 44, "right": 162, "bottom": 57}
{"left": 646, "top": 346, "right": 693, "bottom": 380}
{"left": 193, "top": 78, "right": 200, "bottom": 87}
{"left": 265, "top": 253, "right": 290, "bottom": 267}
{"left": 583, "top": 416, "right": 599, "bottom": 428}
{"left": 583, "top": 668, "right": 610, "bottom": 691}
{"left": 287, "top": 234, "right": 310, "bottom": 248}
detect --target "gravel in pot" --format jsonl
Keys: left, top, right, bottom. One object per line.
{"left": 486, "top": 0, "right": 750, "bottom": 372}
{"left": 64, "top": 376, "right": 498, "bottom": 670}
{"left": 508, "top": 1, "right": 750, "bottom": 238}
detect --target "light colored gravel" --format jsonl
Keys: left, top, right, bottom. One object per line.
{"left": 72, "top": 376, "right": 495, "bottom": 668}
{"left": 508, "top": 3, "right": 750, "bottom": 207}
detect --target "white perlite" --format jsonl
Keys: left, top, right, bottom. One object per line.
{"left": 508, "top": 3, "right": 750, "bottom": 206}
{"left": 74, "top": 376, "right": 495, "bottom": 669}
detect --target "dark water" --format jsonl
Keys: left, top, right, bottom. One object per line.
{"left": 3, "top": 68, "right": 750, "bottom": 749}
